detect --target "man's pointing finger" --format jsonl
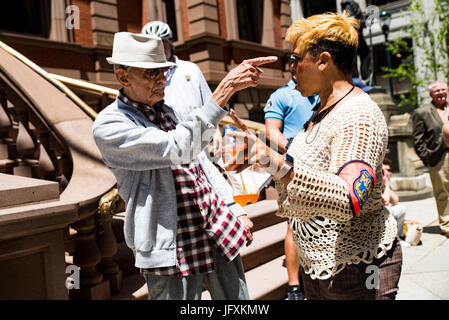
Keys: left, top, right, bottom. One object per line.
{"left": 243, "top": 56, "right": 278, "bottom": 67}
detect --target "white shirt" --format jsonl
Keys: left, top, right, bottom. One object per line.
{"left": 164, "top": 56, "right": 212, "bottom": 121}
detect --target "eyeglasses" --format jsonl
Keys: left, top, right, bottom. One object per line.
{"left": 289, "top": 54, "right": 302, "bottom": 64}
{"left": 135, "top": 67, "right": 173, "bottom": 80}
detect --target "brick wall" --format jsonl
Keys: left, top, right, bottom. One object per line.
{"left": 71, "top": 0, "right": 94, "bottom": 46}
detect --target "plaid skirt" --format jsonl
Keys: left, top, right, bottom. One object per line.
{"left": 299, "top": 237, "right": 403, "bottom": 300}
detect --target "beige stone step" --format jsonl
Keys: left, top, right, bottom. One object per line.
{"left": 0, "top": 173, "right": 59, "bottom": 208}
{"left": 245, "top": 255, "right": 288, "bottom": 300}
{"left": 240, "top": 221, "right": 286, "bottom": 271}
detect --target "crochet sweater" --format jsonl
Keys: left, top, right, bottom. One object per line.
{"left": 276, "top": 93, "right": 397, "bottom": 280}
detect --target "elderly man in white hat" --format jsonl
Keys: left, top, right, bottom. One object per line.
{"left": 92, "top": 32, "right": 277, "bottom": 300}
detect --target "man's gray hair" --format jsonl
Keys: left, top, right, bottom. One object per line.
{"left": 113, "top": 64, "right": 132, "bottom": 72}
{"left": 429, "top": 80, "right": 447, "bottom": 91}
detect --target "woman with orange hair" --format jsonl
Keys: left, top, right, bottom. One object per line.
{"left": 226, "top": 12, "right": 402, "bottom": 299}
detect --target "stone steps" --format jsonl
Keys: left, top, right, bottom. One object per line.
{"left": 110, "top": 200, "right": 288, "bottom": 300}
{"left": 201, "top": 255, "right": 288, "bottom": 300}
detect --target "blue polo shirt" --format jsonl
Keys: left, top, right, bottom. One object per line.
{"left": 264, "top": 80, "right": 318, "bottom": 140}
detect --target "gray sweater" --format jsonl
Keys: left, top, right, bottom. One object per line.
{"left": 92, "top": 96, "right": 246, "bottom": 268}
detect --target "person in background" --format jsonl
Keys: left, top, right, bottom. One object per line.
{"left": 382, "top": 157, "right": 406, "bottom": 239}
{"left": 264, "top": 71, "right": 318, "bottom": 300}
{"left": 412, "top": 80, "right": 449, "bottom": 238}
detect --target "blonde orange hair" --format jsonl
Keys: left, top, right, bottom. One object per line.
{"left": 286, "top": 12, "right": 360, "bottom": 57}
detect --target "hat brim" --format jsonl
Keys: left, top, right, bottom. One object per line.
{"left": 106, "top": 57, "right": 175, "bottom": 69}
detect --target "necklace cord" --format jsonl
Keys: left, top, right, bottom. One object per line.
{"left": 304, "top": 85, "right": 355, "bottom": 144}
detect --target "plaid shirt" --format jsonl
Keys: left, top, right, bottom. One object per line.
{"left": 118, "top": 91, "right": 247, "bottom": 276}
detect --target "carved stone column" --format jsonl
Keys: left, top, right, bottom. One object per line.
{"left": 14, "top": 121, "right": 38, "bottom": 178}
{"left": 71, "top": 216, "right": 110, "bottom": 300}
{"left": 48, "top": 134, "right": 70, "bottom": 192}
{"left": 29, "top": 125, "right": 58, "bottom": 181}
{"left": 0, "top": 90, "right": 15, "bottom": 174}
{"left": 96, "top": 188, "right": 123, "bottom": 295}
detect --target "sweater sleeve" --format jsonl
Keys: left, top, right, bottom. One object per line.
{"left": 92, "top": 97, "right": 227, "bottom": 171}
{"left": 278, "top": 102, "right": 387, "bottom": 222}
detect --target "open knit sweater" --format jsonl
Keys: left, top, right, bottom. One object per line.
{"left": 276, "top": 93, "right": 397, "bottom": 280}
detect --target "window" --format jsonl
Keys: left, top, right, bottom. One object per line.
{"left": 163, "top": 0, "right": 178, "bottom": 42}
{"left": 302, "top": 0, "right": 336, "bottom": 17}
{"left": 0, "top": 0, "right": 51, "bottom": 37}
{"left": 237, "top": 0, "right": 264, "bottom": 43}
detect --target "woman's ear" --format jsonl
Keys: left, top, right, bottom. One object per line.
{"left": 115, "top": 68, "right": 130, "bottom": 87}
{"left": 317, "top": 51, "right": 331, "bottom": 72}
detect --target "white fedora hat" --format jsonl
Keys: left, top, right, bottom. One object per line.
{"left": 106, "top": 32, "right": 175, "bottom": 69}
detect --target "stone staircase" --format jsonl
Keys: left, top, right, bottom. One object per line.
{"left": 110, "top": 198, "right": 289, "bottom": 300}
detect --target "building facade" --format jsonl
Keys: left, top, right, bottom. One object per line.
{"left": 0, "top": 0, "right": 294, "bottom": 122}
{"left": 1, "top": 0, "right": 446, "bottom": 118}
{"left": 291, "top": 0, "right": 448, "bottom": 106}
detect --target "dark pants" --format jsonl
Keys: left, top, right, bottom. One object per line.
{"left": 299, "top": 237, "right": 403, "bottom": 300}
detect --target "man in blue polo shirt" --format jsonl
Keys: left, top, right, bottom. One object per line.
{"left": 264, "top": 76, "right": 318, "bottom": 300}
{"left": 264, "top": 79, "right": 317, "bottom": 151}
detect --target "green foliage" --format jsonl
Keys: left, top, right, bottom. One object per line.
{"left": 382, "top": 0, "right": 449, "bottom": 108}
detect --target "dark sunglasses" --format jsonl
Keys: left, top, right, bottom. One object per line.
{"left": 289, "top": 54, "right": 302, "bottom": 64}
{"left": 139, "top": 67, "right": 173, "bottom": 79}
